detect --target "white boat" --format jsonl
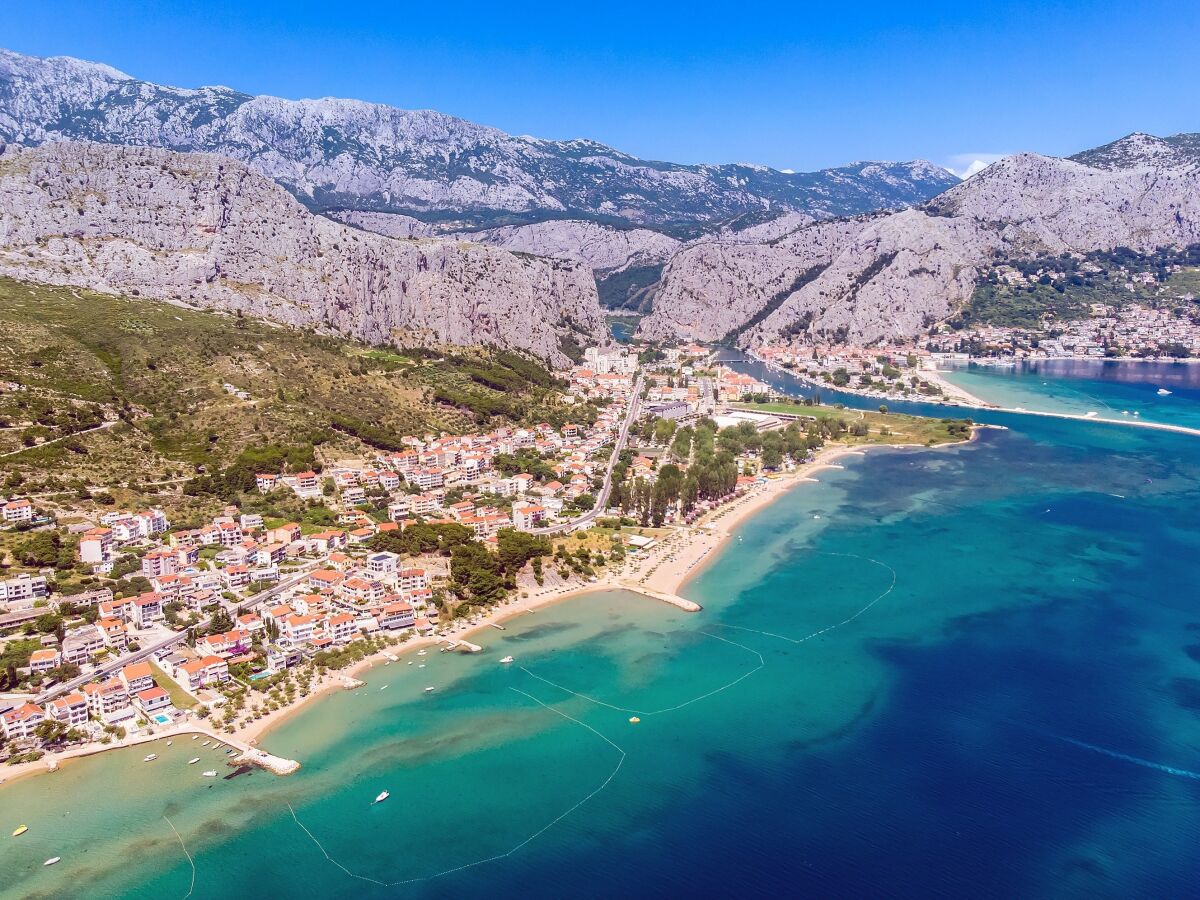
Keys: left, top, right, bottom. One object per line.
{"left": 202, "top": 770, "right": 217, "bottom": 777}
{"left": 407, "top": 661, "right": 413, "bottom": 665}
{"left": 202, "top": 741, "right": 211, "bottom": 747}
{"left": 43, "top": 857, "right": 61, "bottom": 867}
{"left": 188, "top": 757, "right": 200, "bottom": 765}
{"left": 500, "top": 656, "right": 514, "bottom": 664}
{"left": 166, "top": 741, "right": 173, "bottom": 747}
{"left": 143, "top": 754, "right": 157, "bottom": 762}
{"left": 191, "top": 735, "right": 199, "bottom": 741}
{"left": 417, "top": 650, "right": 427, "bottom": 656}
{"left": 1158, "top": 388, "right": 1172, "bottom": 396}
{"left": 424, "top": 686, "right": 435, "bottom": 692}
{"left": 373, "top": 790, "right": 390, "bottom": 804}
{"left": 380, "top": 685, "right": 389, "bottom": 691}
{"left": 418, "top": 664, "right": 425, "bottom": 668}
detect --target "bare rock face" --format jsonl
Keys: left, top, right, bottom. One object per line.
{"left": 0, "top": 143, "right": 605, "bottom": 363}
{"left": 639, "top": 217, "right": 873, "bottom": 341}
{"left": 647, "top": 141, "right": 1200, "bottom": 347}
{"left": 326, "top": 210, "right": 437, "bottom": 239}
{"left": 450, "top": 220, "right": 682, "bottom": 272}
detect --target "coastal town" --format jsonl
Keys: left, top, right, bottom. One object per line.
{"left": 3, "top": 342, "right": 883, "bottom": 780}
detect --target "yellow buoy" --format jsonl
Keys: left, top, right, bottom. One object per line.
{"left": 629, "top": 716, "right": 641, "bottom": 724}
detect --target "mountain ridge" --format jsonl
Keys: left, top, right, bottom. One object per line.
{"left": 0, "top": 48, "right": 959, "bottom": 231}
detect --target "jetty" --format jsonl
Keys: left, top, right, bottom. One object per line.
{"left": 623, "top": 585, "right": 703, "bottom": 612}
{"left": 445, "top": 638, "right": 483, "bottom": 652}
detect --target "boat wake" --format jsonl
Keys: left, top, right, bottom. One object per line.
{"left": 1011, "top": 723, "right": 1200, "bottom": 781}
{"left": 287, "top": 687, "right": 625, "bottom": 886}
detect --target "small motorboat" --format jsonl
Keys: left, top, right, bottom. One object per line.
{"left": 424, "top": 686, "right": 435, "bottom": 693}
{"left": 407, "top": 661, "right": 413, "bottom": 666}
{"left": 166, "top": 741, "right": 173, "bottom": 747}
{"left": 143, "top": 754, "right": 158, "bottom": 762}
{"left": 191, "top": 735, "right": 199, "bottom": 741}
{"left": 373, "top": 790, "right": 390, "bottom": 804}
{"left": 225, "top": 749, "right": 236, "bottom": 755}
{"left": 417, "top": 650, "right": 427, "bottom": 656}
{"left": 202, "top": 770, "right": 218, "bottom": 778}
{"left": 201, "top": 741, "right": 211, "bottom": 747}
{"left": 188, "top": 757, "right": 201, "bottom": 765}
{"left": 380, "top": 685, "right": 389, "bottom": 691}
{"left": 43, "top": 857, "right": 61, "bottom": 867}
{"left": 418, "top": 664, "right": 426, "bottom": 669}
{"left": 500, "top": 656, "right": 514, "bottom": 664}
{"left": 1158, "top": 388, "right": 1172, "bottom": 396}
{"left": 12, "top": 825, "right": 28, "bottom": 837}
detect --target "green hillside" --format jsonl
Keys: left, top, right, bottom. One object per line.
{"left": 0, "top": 278, "right": 587, "bottom": 499}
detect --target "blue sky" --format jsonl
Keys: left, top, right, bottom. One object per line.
{"left": 6, "top": 0, "right": 1199, "bottom": 174}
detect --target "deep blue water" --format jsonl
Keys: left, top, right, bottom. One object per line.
{"left": 5, "top": 357, "right": 1200, "bottom": 899}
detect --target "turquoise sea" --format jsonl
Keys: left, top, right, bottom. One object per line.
{"left": 939, "top": 359, "right": 1200, "bottom": 430}
{"left": 4, "top": 361, "right": 1200, "bottom": 898}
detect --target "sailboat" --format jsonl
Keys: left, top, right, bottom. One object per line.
{"left": 499, "top": 656, "right": 514, "bottom": 664}
{"left": 1158, "top": 388, "right": 1172, "bottom": 396}
{"left": 373, "top": 790, "right": 390, "bottom": 804}
{"left": 43, "top": 857, "right": 61, "bottom": 867}
{"left": 188, "top": 757, "right": 200, "bottom": 765}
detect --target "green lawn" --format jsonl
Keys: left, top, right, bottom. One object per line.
{"left": 149, "top": 660, "right": 198, "bottom": 709}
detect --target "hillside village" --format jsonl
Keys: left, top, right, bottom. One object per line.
{"left": 0, "top": 342, "right": 794, "bottom": 760}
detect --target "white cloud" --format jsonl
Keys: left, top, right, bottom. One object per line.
{"left": 945, "top": 152, "right": 1009, "bottom": 180}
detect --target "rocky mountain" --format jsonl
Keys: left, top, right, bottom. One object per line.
{"left": 1069, "top": 131, "right": 1200, "bottom": 171}
{"left": 0, "top": 49, "right": 958, "bottom": 231}
{"left": 0, "top": 142, "right": 605, "bottom": 364}
{"left": 642, "top": 134, "right": 1200, "bottom": 347}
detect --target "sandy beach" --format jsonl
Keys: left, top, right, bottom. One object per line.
{"left": 0, "top": 442, "right": 923, "bottom": 788}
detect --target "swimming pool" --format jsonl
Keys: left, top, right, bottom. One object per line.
{"left": 151, "top": 713, "right": 171, "bottom": 725}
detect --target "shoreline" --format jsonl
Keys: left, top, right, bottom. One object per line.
{"left": 1, "top": 438, "right": 975, "bottom": 787}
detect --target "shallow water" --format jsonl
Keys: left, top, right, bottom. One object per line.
{"left": 3, "top": 367, "right": 1200, "bottom": 898}
{"left": 939, "top": 359, "right": 1200, "bottom": 429}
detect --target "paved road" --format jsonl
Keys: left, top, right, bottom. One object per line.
{"left": 532, "top": 373, "right": 643, "bottom": 535}
{"left": 34, "top": 566, "right": 317, "bottom": 704}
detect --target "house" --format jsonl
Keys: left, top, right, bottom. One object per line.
{"left": 141, "top": 549, "right": 177, "bottom": 578}
{"left": 133, "top": 686, "right": 173, "bottom": 717}
{"left": 0, "top": 573, "right": 49, "bottom": 604}
{"left": 266, "top": 644, "right": 304, "bottom": 673}
{"left": 327, "top": 613, "right": 358, "bottom": 645}
{"left": 97, "top": 617, "right": 129, "bottom": 650}
{"left": 131, "top": 592, "right": 166, "bottom": 628}
{"left": 2, "top": 498, "right": 33, "bottom": 524}
{"left": 47, "top": 692, "right": 89, "bottom": 726}
{"left": 512, "top": 503, "right": 547, "bottom": 531}
{"left": 266, "top": 523, "right": 302, "bottom": 545}
{"left": 379, "top": 601, "right": 416, "bottom": 630}
{"left": 174, "top": 655, "right": 230, "bottom": 691}
{"left": 340, "top": 576, "right": 385, "bottom": 605}
{"left": 282, "top": 614, "right": 323, "bottom": 645}
{"left": 255, "top": 473, "right": 279, "bottom": 493}
{"left": 307, "top": 569, "right": 344, "bottom": 592}
{"left": 1, "top": 703, "right": 46, "bottom": 741}
{"left": 237, "top": 613, "right": 265, "bottom": 633}
{"left": 29, "top": 648, "right": 61, "bottom": 674}
{"left": 365, "top": 552, "right": 399, "bottom": 577}
{"left": 294, "top": 471, "right": 320, "bottom": 496}
{"left": 62, "top": 625, "right": 105, "bottom": 665}
{"left": 397, "top": 568, "right": 429, "bottom": 592}
{"left": 79, "top": 527, "right": 114, "bottom": 564}
{"left": 221, "top": 564, "right": 252, "bottom": 589}
{"left": 119, "top": 662, "right": 156, "bottom": 694}
{"left": 82, "top": 679, "right": 133, "bottom": 723}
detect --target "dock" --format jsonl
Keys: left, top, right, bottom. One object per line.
{"left": 444, "top": 638, "right": 483, "bottom": 652}
{"left": 622, "top": 585, "right": 703, "bottom": 612}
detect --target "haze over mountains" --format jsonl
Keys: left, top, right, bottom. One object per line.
{"left": 1, "top": 47, "right": 1197, "bottom": 358}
